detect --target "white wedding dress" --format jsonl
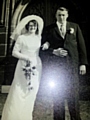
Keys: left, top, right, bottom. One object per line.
{"left": 1, "top": 34, "right": 42, "bottom": 120}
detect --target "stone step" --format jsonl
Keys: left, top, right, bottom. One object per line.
{"left": 1, "top": 85, "right": 10, "bottom": 93}
{"left": 1, "top": 85, "right": 90, "bottom": 100}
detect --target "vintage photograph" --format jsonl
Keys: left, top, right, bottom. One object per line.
{"left": 0, "top": 0, "right": 90, "bottom": 120}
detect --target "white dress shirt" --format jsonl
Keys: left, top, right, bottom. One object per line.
{"left": 56, "top": 21, "right": 66, "bottom": 38}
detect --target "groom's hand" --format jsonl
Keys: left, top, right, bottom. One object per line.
{"left": 53, "top": 48, "right": 68, "bottom": 57}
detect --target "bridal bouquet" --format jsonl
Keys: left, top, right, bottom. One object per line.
{"left": 22, "top": 61, "right": 37, "bottom": 90}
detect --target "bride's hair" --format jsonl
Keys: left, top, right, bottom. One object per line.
{"left": 25, "top": 20, "right": 39, "bottom": 34}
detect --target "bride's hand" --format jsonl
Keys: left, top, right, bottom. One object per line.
{"left": 41, "top": 42, "right": 50, "bottom": 50}
{"left": 26, "top": 57, "right": 37, "bottom": 66}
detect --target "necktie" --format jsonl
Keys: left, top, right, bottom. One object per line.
{"left": 60, "top": 24, "right": 65, "bottom": 38}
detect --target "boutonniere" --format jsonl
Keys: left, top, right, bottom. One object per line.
{"left": 67, "top": 28, "right": 74, "bottom": 34}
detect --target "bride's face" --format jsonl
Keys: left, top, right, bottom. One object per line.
{"left": 28, "top": 22, "right": 37, "bottom": 33}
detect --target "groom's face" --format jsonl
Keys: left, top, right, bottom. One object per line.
{"left": 56, "top": 9, "right": 68, "bottom": 24}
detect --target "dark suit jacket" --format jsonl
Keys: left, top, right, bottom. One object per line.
{"left": 41, "top": 22, "right": 88, "bottom": 65}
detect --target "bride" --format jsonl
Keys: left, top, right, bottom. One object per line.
{"left": 1, "top": 15, "right": 44, "bottom": 120}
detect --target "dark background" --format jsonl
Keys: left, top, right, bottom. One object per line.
{"left": 0, "top": 0, "right": 90, "bottom": 100}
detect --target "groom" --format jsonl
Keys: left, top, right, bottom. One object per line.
{"left": 41, "top": 7, "right": 88, "bottom": 120}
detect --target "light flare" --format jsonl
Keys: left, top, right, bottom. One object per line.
{"left": 49, "top": 81, "right": 55, "bottom": 88}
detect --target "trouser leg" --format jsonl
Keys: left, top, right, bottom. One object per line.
{"left": 67, "top": 95, "right": 81, "bottom": 120}
{"left": 52, "top": 81, "right": 66, "bottom": 120}
{"left": 66, "top": 63, "right": 82, "bottom": 120}
{"left": 53, "top": 96, "right": 65, "bottom": 120}
{"left": 66, "top": 76, "right": 81, "bottom": 120}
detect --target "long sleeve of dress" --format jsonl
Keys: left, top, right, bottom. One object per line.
{"left": 12, "top": 36, "right": 29, "bottom": 61}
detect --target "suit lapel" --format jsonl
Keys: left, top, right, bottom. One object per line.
{"left": 54, "top": 22, "right": 71, "bottom": 39}
{"left": 66, "top": 22, "right": 70, "bottom": 32}
{"left": 54, "top": 25, "right": 60, "bottom": 35}
{"left": 54, "top": 24, "right": 63, "bottom": 38}
{"left": 65, "top": 22, "right": 72, "bottom": 43}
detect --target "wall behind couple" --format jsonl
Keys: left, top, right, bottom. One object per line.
{"left": 1, "top": 0, "right": 90, "bottom": 99}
